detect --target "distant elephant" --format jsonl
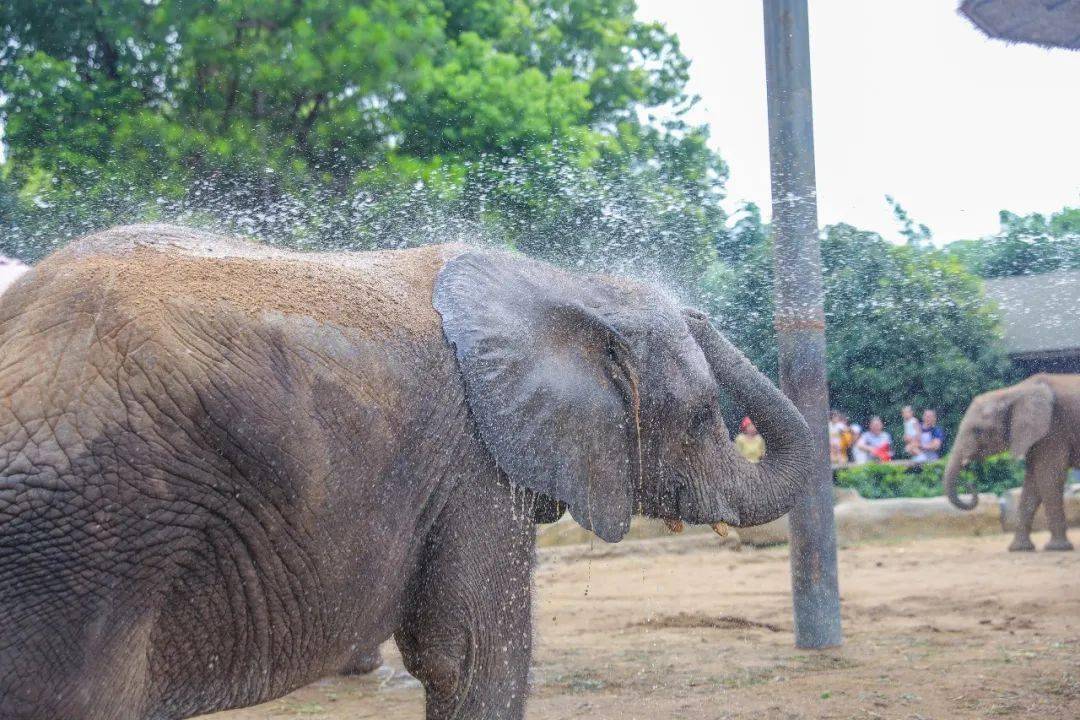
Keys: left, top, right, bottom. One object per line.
{"left": 0, "top": 225, "right": 813, "bottom": 720}
{"left": 943, "top": 374, "right": 1080, "bottom": 552}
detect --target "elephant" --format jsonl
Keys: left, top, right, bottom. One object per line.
{"left": 943, "top": 373, "right": 1080, "bottom": 552}
{"left": 0, "top": 224, "right": 813, "bottom": 720}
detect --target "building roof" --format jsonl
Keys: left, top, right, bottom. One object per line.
{"left": 985, "top": 270, "right": 1080, "bottom": 358}
{"left": 960, "top": 0, "right": 1080, "bottom": 50}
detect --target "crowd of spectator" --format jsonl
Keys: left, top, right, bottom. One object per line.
{"left": 829, "top": 406, "right": 944, "bottom": 465}
{"left": 732, "top": 406, "right": 947, "bottom": 466}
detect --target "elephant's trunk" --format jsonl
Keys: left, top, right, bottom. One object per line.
{"left": 685, "top": 312, "right": 814, "bottom": 527}
{"left": 942, "top": 445, "right": 978, "bottom": 510}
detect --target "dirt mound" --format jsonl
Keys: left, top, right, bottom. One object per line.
{"left": 633, "top": 612, "right": 786, "bottom": 633}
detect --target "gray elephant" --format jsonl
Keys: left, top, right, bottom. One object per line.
{"left": 0, "top": 224, "right": 813, "bottom": 720}
{"left": 943, "top": 373, "right": 1080, "bottom": 552}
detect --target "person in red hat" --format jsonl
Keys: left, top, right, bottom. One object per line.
{"left": 735, "top": 416, "right": 765, "bottom": 463}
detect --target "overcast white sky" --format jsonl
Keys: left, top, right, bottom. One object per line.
{"left": 635, "top": 0, "right": 1080, "bottom": 244}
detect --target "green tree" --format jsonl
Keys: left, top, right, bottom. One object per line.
{"left": 945, "top": 206, "right": 1080, "bottom": 278}
{"left": 1, "top": 0, "right": 726, "bottom": 282}
{"left": 885, "top": 195, "right": 933, "bottom": 248}
{"left": 700, "top": 219, "right": 1012, "bottom": 435}
{"left": 819, "top": 224, "right": 1011, "bottom": 433}
{"left": 716, "top": 201, "right": 765, "bottom": 263}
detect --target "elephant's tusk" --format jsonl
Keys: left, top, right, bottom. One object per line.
{"left": 663, "top": 517, "right": 684, "bottom": 534}
{"left": 711, "top": 521, "right": 730, "bottom": 538}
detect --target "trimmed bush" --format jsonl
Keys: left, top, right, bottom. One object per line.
{"left": 834, "top": 454, "right": 1023, "bottom": 500}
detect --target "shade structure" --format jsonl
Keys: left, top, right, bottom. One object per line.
{"left": 960, "top": 0, "right": 1080, "bottom": 49}
{"left": 985, "top": 270, "right": 1080, "bottom": 374}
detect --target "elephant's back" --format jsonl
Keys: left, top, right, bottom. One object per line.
{"left": 20, "top": 223, "right": 467, "bottom": 343}
{"left": 0, "top": 226, "right": 476, "bottom": 715}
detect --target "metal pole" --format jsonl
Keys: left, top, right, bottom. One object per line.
{"left": 762, "top": 0, "right": 842, "bottom": 649}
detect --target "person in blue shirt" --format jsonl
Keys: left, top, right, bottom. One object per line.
{"left": 913, "top": 408, "right": 945, "bottom": 461}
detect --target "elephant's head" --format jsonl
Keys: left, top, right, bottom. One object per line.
{"left": 943, "top": 378, "right": 1054, "bottom": 510}
{"left": 434, "top": 250, "right": 814, "bottom": 542}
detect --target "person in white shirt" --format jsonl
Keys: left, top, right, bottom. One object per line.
{"left": 849, "top": 421, "right": 866, "bottom": 463}
{"left": 855, "top": 416, "right": 893, "bottom": 464}
{"left": 913, "top": 409, "right": 945, "bottom": 462}
{"left": 902, "top": 405, "right": 921, "bottom": 458}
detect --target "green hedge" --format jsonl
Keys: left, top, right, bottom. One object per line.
{"left": 834, "top": 454, "right": 1023, "bottom": 500}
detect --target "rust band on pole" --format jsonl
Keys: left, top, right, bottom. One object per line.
{"left": 762, "top": 0, "right": 842, "bottom": 649}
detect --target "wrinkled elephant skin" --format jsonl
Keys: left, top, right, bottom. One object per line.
{"left": 0, "top": 225, "right": 813, "bottom": 720}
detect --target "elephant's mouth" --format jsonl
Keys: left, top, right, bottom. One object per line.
{"left": 658, "top": 483, "right": 734, "bottom": 537}
{"left": 649, "top": 483, "right": 681, "bottom": 522}
{"left": 662, "top": 515, "right": 732, "bottom": 538}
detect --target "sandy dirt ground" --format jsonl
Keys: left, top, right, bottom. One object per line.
{"left": 208, "top": 531, "right": 1080, "bottom": 720}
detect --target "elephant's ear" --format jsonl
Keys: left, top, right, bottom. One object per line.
{"left": 1006, "top": 381, "right": 1054, "bottom": 458}
{"left": 434, "top": 250, "right": 642, "bottom": 543}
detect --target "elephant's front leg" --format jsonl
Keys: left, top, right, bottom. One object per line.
{"left": 397, "top": 485, "right": 535, "bottom": 720}
{"left": 1009, "top": 478, "right": 1040, "bottom": 552}
{"left": 1031, "top": 442, "right": 1073, "bottom": 551}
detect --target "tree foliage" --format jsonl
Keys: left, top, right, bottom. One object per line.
{"left": 701, "top": 219, "right": 1014, "bottom": 436}
{"left": 885, "top": 194, "right": 932, "bottom": 248}
{"left": 0, "top": 1, "right": 1047, "bottom": 444}
{"left": 1, "top": 0, "right": 725, "bottom": 278}
{"left": 945, "top": 206, "right": 1080, "bottom": 279}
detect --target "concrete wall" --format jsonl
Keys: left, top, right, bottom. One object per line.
{"left": 1000, "top": 483, "right": 1080, "bottom": 532}
{"left": 536, "top": 484, "right": 1080, "bottom": 549}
